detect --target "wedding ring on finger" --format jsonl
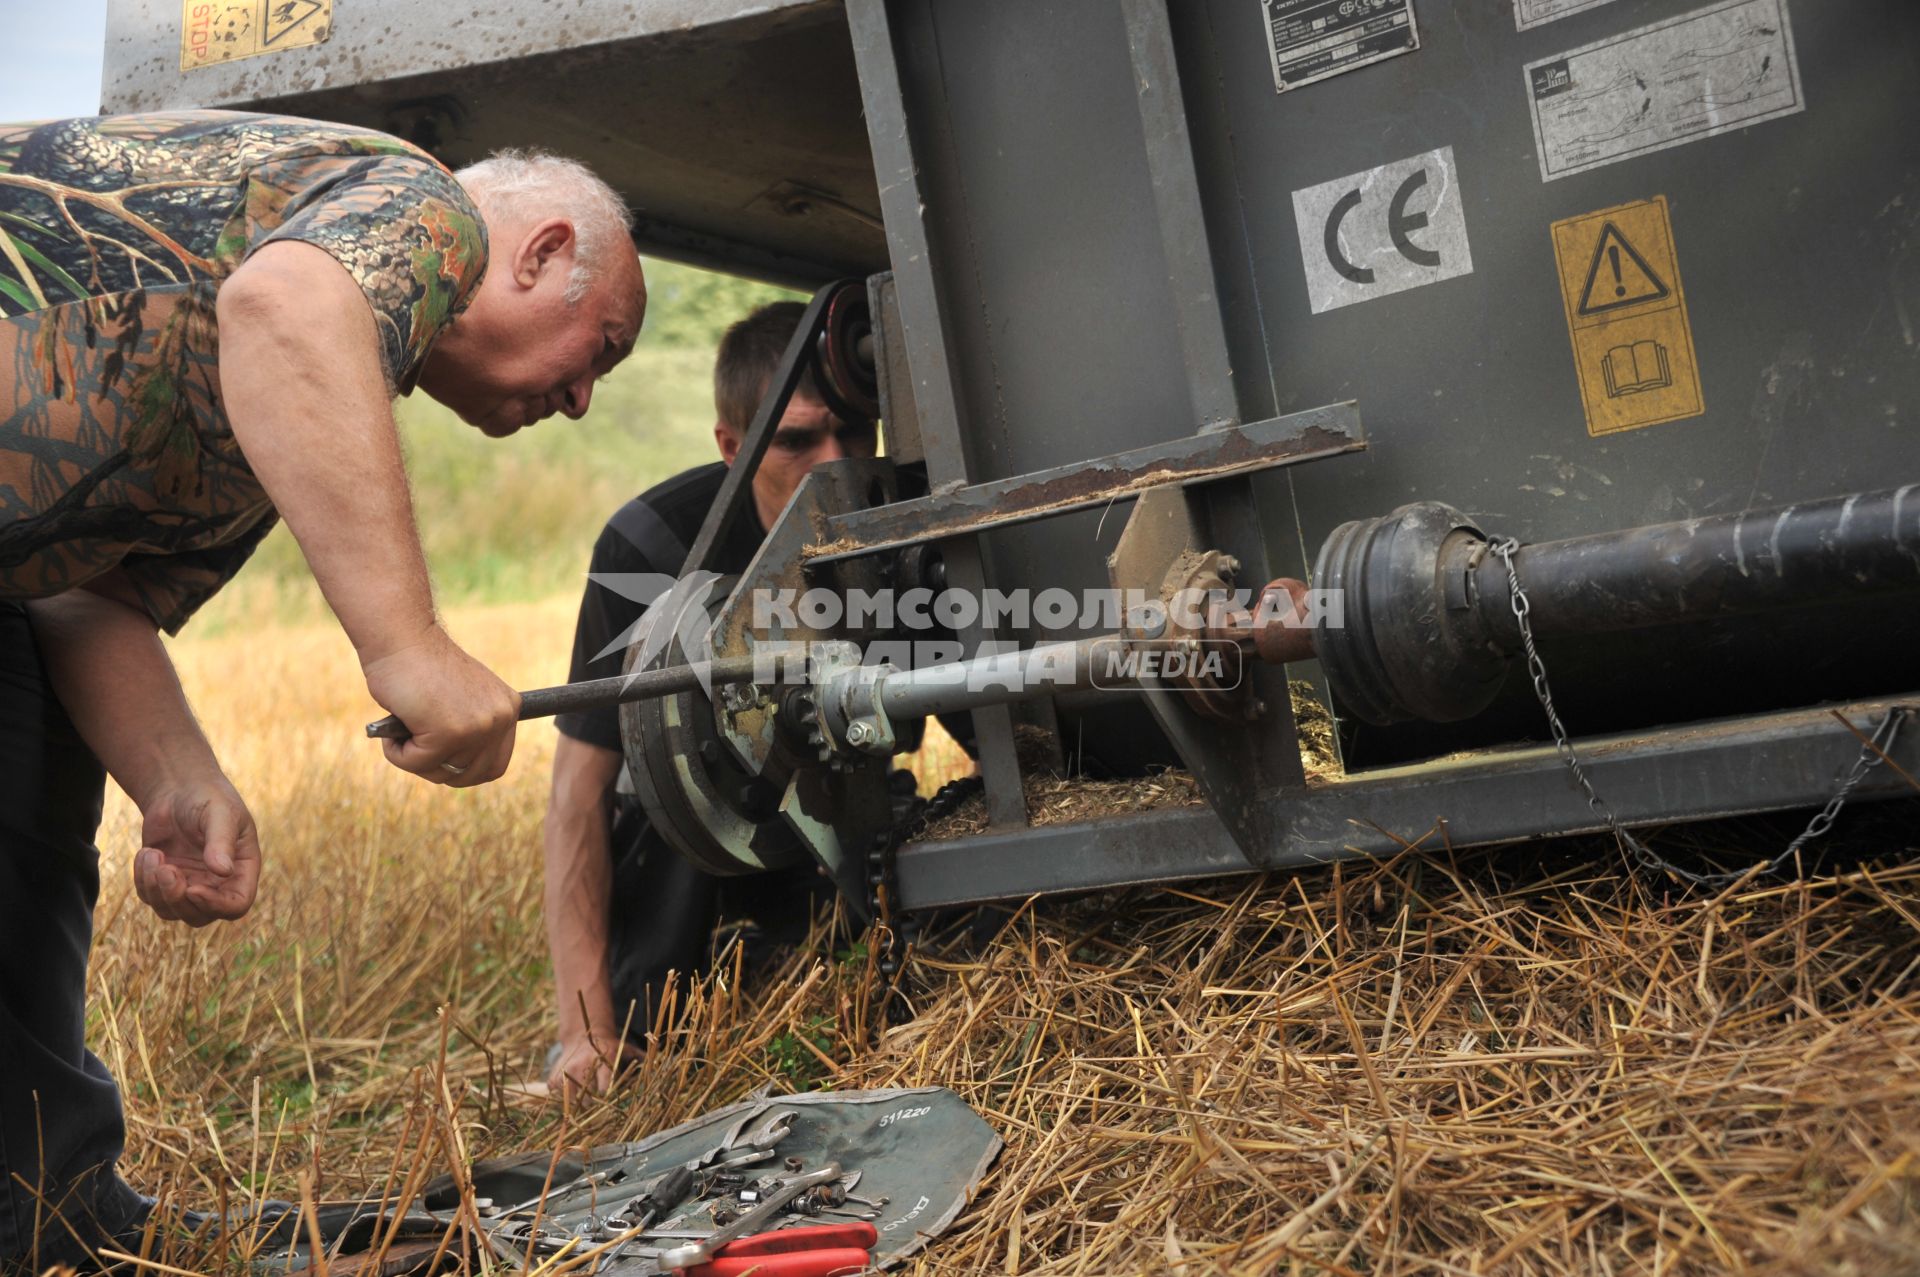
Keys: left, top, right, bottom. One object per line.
{"left": 440, "top": 761, "right": 469, "bottom": 776}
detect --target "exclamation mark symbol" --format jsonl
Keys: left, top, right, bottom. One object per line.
{"left": 1610, "top": 244, "right": 1625, "bottom": 297}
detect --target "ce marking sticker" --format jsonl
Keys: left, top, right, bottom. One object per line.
{"left": 1291, "top": 147, "right": 1474, "bottom": 314}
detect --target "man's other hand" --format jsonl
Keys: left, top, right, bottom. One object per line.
{"left": 547, "top": 1033, "right": 640, "bottom": 1095}
{"left": 363, "top": 626, "right": 520, "bottom": 786}
{"left": 135, "top": 778, "right": 263, "bottom": 927}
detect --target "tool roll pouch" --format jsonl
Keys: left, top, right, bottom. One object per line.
{"left": 479, "top": 1086, "right": 999, "bottom": 1269}
{"left": 260, "top": 1087, "right": 998, "bottom": 1273}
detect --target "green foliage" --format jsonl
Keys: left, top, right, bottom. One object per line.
{"left": 637, "top": 257, "right": 801, "bottom": 349}
{"left": 267, "top": 1077, "right": 316, "bottom": 1115}
{"left": 764, "top": 1013, "right": 837, "bottom": 1088}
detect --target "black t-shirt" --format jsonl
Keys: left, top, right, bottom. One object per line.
{"left": 556, "top": 462, "right": 766, "bottom": 751}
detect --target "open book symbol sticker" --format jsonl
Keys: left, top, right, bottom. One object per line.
{"left": 1602, "top": 339, "right": 1672, "bottom": 397}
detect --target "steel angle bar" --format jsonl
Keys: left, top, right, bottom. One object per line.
{"left": 1202, "top": 473, "right": 1312, "bottom": 854}
{"left": 848, "top": 0, "right": 1032, "bottom": 829}
{"left": 1119, "top": 0, "right": 1241, "bottom": 433}
{"left": 807, "top": 402, "right": 1365, "bottom": 565}
{"left": 891, "top": 694, "right": 1920, "bottom": 909}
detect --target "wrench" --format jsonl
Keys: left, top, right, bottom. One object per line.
{"left": 653, "top": 1164, "right": 844, "bottom": 1272}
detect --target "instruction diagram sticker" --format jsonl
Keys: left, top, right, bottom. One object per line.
{"left": 1291, "top": 146, "right": 1473, "bottom": 315}
{"left": 181, "top": 0, "right": 333, "bottom": 72}
{"left": 1523, "top": 0, "right": 1804, "bottom": 181}
{"left": 1514, "top": 0, "right": 1623, "bottom": 30}
{"left": 1263, "top": 0, "right": 1419, "bottom": 94}
{"left": 1550, "top": 196, "right": 1704, "bottom": 436}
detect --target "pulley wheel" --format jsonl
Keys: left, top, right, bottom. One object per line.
{"left": 814, "top": 282, "right": 880, "bottom": 422}
{"left": 620, "top": 601, "right": 804, "bottom": 876}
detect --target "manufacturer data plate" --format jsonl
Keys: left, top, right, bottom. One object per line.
{"left": 1513, "top": 0, "right": 1623, "bottom": 31}
{"left": 1262, "top": 0, "right": 1419, "bottom": 94}
{"left": 1523, "top": 0, "right": 1804, "bottom": 181}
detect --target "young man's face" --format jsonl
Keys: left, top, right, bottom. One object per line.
{"left": 715, "top": 392, "right": 878, "bottom": 531}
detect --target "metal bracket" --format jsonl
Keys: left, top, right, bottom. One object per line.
{"left": 782, "top": 765, "right": 892, "bottom": 926}
{"left": 807, "top": 401, "right": 1365, "bottom": 566}
{"left": 1108, "top": 485, "right": 1308, "bottom": 868}
{"left": 894, "top": 695, "right": 1920, "bottom": 910}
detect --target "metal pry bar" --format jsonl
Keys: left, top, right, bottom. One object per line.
{"left": 363, "top": 654, "right": 766, "bottom": 741}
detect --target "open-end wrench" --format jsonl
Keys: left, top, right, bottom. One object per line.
{"left": 653, "top": 1164, "right": 843, "bottom": 1272}
{"left": 710, "top": 1110, "right": 796, "bottom": 1164}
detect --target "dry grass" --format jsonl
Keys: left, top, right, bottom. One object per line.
{"left": 53, "top": 598, "right": 1920, "bottom": 1275}
{"left": 918, "top": 684, "right": 1337, "bottom": 838}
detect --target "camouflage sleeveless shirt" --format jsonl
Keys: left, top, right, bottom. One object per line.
{"left": 0, "top": 111, "right": 487, "bottom": 630}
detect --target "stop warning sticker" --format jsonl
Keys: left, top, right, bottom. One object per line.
{"left": 181, "top": 1, "right": 333, "bottom": 72}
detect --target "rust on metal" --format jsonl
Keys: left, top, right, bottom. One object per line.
{"left": 805, "top": 403, "right": 1364, "bottom": 564}
{"left": 1230, "top": 578, "right": 1317, "bottom": 668}
{"left": 1159, "top": 550, "right": 1252, "bottom": 723}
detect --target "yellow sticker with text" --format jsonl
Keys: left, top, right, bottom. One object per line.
{"left": 181, "top": 0, "right": 333, "bottom": 72}
{"left": 1550, "top": 196, "right": 1703, "bottom": 437}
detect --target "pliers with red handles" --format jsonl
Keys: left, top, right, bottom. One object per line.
{"left": 678, "top": 1221, "right": 879, "bottom": 1277}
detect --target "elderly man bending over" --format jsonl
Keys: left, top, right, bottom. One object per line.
{"left": 0, "top": 111, "right": 645, "bottom": 1269}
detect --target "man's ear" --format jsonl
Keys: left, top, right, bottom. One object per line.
{"left": 715, "top": 421, "right": 741, "bottom": 466}
{"left": 513, "top": 218, "right": 576, "bottom": 288}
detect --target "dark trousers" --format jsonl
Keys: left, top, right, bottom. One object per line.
{"left": 0, "top": 604, "right": 145, "bottom": 1269}
{"left": 605, "top": 797, "right": 834, "bottom": 1039}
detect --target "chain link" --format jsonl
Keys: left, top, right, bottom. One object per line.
{"left": 867, "top": 775, "right": 985, "bottom": 1032}
{"left": 1488, "top": 537, "right": 1911, "bottom": 889}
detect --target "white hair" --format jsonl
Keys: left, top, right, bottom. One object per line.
{"left": 454, "top": 149, "right": 636, "bottom": 304}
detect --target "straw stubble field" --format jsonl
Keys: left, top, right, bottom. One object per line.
{"left": 72, "top": 598, "right": 1920, "bottom": 1276}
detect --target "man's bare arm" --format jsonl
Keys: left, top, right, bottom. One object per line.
{"left": 543, "top": 732, "right": 627, "bottom": 1089}
{"left": 27, "top": 576, "right": 260, "bottom": 926}
{"left": 217, "top": 241, "right": 518, "bottom": 784}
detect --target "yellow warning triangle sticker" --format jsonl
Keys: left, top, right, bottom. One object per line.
{"left": 1576, "top": 222, "right": 1669, "bottom": 317}
{"left": 264, "top": 0, "right": 324, "bottom": 47}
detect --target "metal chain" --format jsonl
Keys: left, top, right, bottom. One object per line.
{"left": 1488, "top": 538, "right": 1911, "bottom": 889}
{"left": 867, "top": 775, "right": 985, "bottom": 1030}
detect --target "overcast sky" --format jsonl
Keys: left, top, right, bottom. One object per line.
{"left": 1, "top": 0, "right": 111, "bottom": 122}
